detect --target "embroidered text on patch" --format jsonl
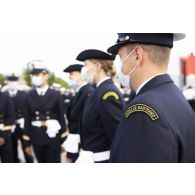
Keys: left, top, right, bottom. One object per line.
{"left": 124, "top": 104, "right": 159, "bottom": 121}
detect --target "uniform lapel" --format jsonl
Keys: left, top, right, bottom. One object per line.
{"left": 31, "top": 88, "right": 52, "bottom": 109}
{"left": 38, "top": 87, "right": 53, "bottom": 107}
{"left": 32, "top": 89, "right": 41, "bottom": 102}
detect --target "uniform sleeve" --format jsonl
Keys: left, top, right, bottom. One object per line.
{"left": 57, "top": 94, "right": 68, "bottom": 143}
{"left": 98, "top": 92, "right": 124, "bottom": 145}
{"left": 110, "top": 108, "right": 177, "bottom": 163}
{"left": 70, "top": 88, "right": 94, "bottom": 134}
{"left": 22, "top": 95, "right": 31, "bottom": 148}
{"left": 4, "top": 93, "right": 15, "bottom": 125}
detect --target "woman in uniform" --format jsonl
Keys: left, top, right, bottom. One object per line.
{"left": 75, "top": 49, "right": 125, "bottom": 163}
{"left": 63, "top": 64, "right": 94, "bottom": 162}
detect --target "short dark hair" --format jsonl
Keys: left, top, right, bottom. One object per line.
{"left": 127, "top": 44, "right": 171, "bottom": 66}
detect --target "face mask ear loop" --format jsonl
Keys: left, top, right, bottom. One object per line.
{"left": 121, "top": 48, "right": 135, "bottom": 63}
{"left": 121, "top": 48, "right": 136, "bottom": 76}
{"left": 127, "top": 65, "right": 137, "bottom": 76}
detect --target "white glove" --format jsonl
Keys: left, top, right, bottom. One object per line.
{"left": 0, "top": 124, "right": 4, "bottom": 130}
{"left": 45, "top": 120, "right": 61, "bottom": 138}
{"left": 11, "top": 125, "right": 16, "bottom": 133}
{"left": 62, "top": 134, "right": 80, "bottom": 153}
{"left": 17, "top": 118, "right": 25, "bottom": 129}
{"left": 76, "top": 151, "right": 94, "bottom": 163}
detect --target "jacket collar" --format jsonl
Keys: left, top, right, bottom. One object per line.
{"left": 137, "top": 74, "right": 173, "bottom": 96}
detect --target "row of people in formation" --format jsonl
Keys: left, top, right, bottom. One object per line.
{"left": 1, "top": 33, "right": 195, "bottom": 163}
{"left": 0, "top": 50, "right": 135, "bottom": 163}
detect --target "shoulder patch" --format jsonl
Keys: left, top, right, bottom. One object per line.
{"left": 102, "top": 91, "right": 119, "bottom": 100}
{"left": 124, "top": 104, "right": 159, "bottom": 121}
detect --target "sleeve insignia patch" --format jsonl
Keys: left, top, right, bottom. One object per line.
{"left": 124, "top": 104, "right": 159, "bottom": 121}
{"left": 102, "top": 92, "right": 119, "bottom": 100}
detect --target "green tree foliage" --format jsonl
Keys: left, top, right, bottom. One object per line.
{"left": 52, "top": 76, "right": 69, "bottom": 88}
{"left": 0, "top": 74, "right": 5, "bottom": 86}
{"left": 23, "top": 67, "right": 32, "bottom": 86}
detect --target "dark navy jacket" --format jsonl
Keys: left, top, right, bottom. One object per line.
{"left": 11, "top": 91, "right": 26, "bottom": 120}
{"left": 0, "top": 92, "right": 15, "bottom": 140}
{"left": 9, "top": 90, "right": 27, "bottom": 140}
{"left": 66, "top": 84, "right": 94, "bottom": 135}
{"left": 23, "top": 88, "right": 67, "bottom": 146}
{"left": 80, "top": 79, "right": 125, "bottom": 153}
{"left": 110, "top": 74, "right": 195, "bottom": 163}
{"left": 62, "top": 92, "right": 75, "bottom": 114}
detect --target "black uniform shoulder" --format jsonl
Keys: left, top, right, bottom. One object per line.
{"left": 84, "top": 83, "right": 95, "bottom": 92}
{"left": 49, "top": 88, "right": 61, "bottom": 96}
{"left": 0, "top": 91, "right": 4, "bottom": 96}
{"left": 80, "top": 84, "right": 95, "bottom": 96}
{"left": 97, "top": 79, "right": 122, "bottom": 101}
{"left": 17, "top": 90, "right": 27, "bottom": 95}
{"left": 0, "top": 91, "right": 9, "bottom": 98}
{"left": 26, "top": 88, "right": 34, "bottom": 96}
{"left": 16, "top": 90, "right": 27, "bottom": 98}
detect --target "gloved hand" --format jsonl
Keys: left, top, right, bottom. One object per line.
{"left": 17, "top": 118, "right": 25, "bottom": 129}
{"left": 0, "top": 124, "right": 3, "bottom": 130}
{"left": 11, "top": 125, "right": 16, "bottom": 133}
{"left": 62, "top": 134, "right": 80, "bottom": 153}
{"left": 45, "top": 120, "right": 61, "bottom": 138}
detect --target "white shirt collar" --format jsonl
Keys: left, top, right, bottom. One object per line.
{"left": 136, "top": 73, "right": 166, "bottom": 95}
{"left": 96, "top": 77, "right": 110, "bottom": 87}
{"left": 8, "top": 89, "right": 18, "bottom": 97}
{"left": 36, "top": 85, "right": 49, "bottom": 96}
{"left": 76, "top": 82, "right": 88, "bottom": 92}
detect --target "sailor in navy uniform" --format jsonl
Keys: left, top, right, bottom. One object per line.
{"left": 75, "top": 49, "right": 125, "bottom": 163}
{"left": 22, "top": 61, "right": 68, "bottom": 163}
{"left": 5, "top": 74, "right": 34, "bottom": 163}
{"left": 107, "top": 33, "right": 195, "bottom": 163}
{"left": 62, "top": 89, "right": 75, "bottom": 114}
{"left": 62, "top": 64, "right": 94, "bottom": 162}
{"left": 0, "top": 91, "right": 15, "bottom": 163}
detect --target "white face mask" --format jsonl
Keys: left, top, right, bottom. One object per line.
{"left": 31, "top": 76, "right": 44, "bottom": 87}
{"left": 118, "top": 49, "right": 137, "bottom": 89}
{"left": 81, "top": 66, "right": 95, "bottom": 84}
{"left": 8, "top": 81, "right": 19, "bottom": 90}
{"left": 69, "top": 80, "right": 80, "bottom": 90}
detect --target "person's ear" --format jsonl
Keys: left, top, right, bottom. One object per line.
{"left": 96, "top": 63, "right": 102, "bottom": 72}
{"left": 44, "top": 73, "right": 49, "bottom": 80}
{"left": 134, "top": 46, "right": 143, "bottom": 66}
